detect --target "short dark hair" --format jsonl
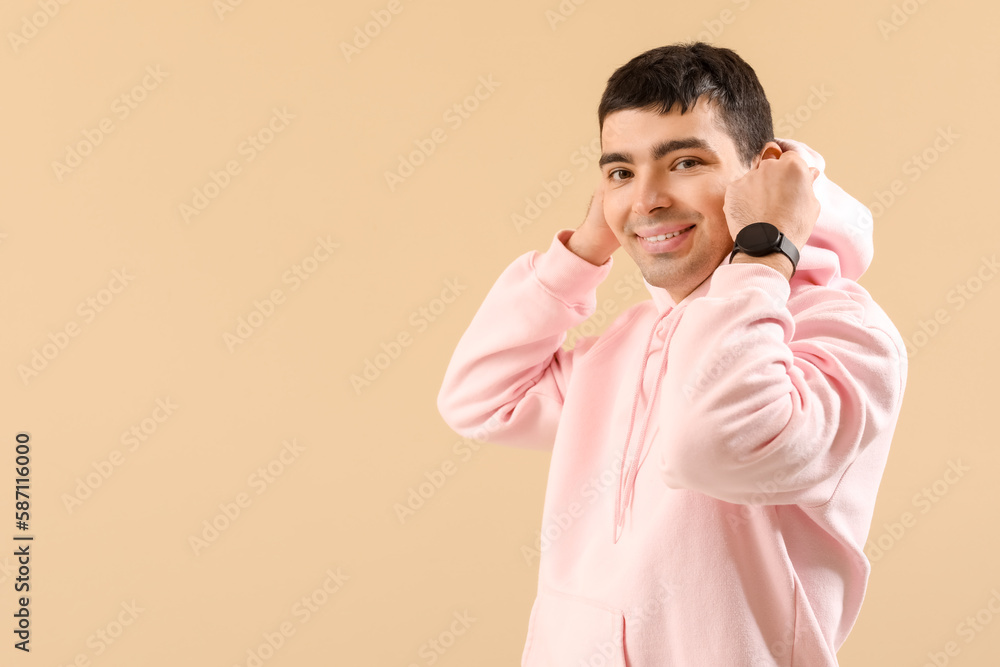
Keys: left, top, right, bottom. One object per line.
{"left": 597, "top": 42, "right": 774, "bottom": 167}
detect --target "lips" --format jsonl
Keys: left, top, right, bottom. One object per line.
{"left": 636, "top": 225, "right": 695, "bottom": 241}
{"left": 635, "top": 224, "right": 695, "bottom": 252}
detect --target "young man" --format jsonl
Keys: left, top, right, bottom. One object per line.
{"left": 437, "top": 42, "right": 907, "bottom": 666}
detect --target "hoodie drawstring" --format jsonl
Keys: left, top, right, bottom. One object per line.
{"left": 613, "top": 308, "right": 684, "bottom": 544}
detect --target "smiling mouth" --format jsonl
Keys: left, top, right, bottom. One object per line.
{"left": 637, "top": 225, "right": 695, "bottom": 242}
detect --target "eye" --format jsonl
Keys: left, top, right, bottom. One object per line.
{"left": 675, "top": 158, "right": 700, "bottom": 170}
{"left": 608, "top": 168, "right": 632, "bottom": 182}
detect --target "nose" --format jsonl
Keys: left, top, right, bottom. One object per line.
{"left": 630, "top": 170, "right": 672, "bottom": 218}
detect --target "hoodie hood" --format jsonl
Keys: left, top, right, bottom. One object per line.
{"left": 642, "top": 137, "right": 875, "bottom": 312}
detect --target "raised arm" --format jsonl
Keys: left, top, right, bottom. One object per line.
{"left": 437, "top": 184, "right": 620, "bottom": 449}
{"left": 656, "top": 264, "right": 907, "bottom": 506}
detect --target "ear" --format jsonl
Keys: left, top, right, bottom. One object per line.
{"left": 757, "top": 141, "right": 782, "bottom": 163}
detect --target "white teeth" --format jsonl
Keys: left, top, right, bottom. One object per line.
{"left": 642, "top": 226, "right": 692, "bottom": 242}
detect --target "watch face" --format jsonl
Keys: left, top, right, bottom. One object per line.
{"left": 738, "top": 222, "right": 780, "bottom": 254}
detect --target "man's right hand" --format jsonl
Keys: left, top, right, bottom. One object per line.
{"left": 565, "top": 180, "right": 621, "bottom": 266}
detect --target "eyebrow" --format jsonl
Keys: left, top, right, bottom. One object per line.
{"left": 598, "top": 137, "right": 719, "bottom": 168}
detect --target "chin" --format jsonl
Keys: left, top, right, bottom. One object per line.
{"left": 635, "top": 265, "right": 674, "bottom": 290}
{"left": 640, "top": 260, "right": 715, "bottom": 294}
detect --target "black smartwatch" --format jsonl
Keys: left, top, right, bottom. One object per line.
{"left": 729, "top": 222, "right": 800, "bottom": 277}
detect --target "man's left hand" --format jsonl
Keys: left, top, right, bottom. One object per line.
{"left": 723, "top": 148, "right": 821, "bottom": 251}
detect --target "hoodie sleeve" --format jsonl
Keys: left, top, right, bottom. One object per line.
{"left": 656, "top": 261, "right": 907, "bottom": 506}
{"left": 436, "top": 229, "right": 614, "bottom": 450}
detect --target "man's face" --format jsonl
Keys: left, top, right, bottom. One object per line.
{"left": 599, "top": 98, "right": 763, "bottom": 303}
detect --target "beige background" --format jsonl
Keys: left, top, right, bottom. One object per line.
{"left": 2, "top": 0, "right": 997, "bottom": 664}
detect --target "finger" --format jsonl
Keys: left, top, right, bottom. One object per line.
{"left": 778, "top": 149, "right": 803, "bottom": 163}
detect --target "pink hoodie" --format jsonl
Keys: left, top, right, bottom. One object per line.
{"left": 437, "top": 138, "right": 907, "bottom": 666}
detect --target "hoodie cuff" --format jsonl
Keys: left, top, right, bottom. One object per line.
{"left": 529, "top": 229, "right": 614, "bottom": 309}
{"left": 708, "top": 262, "right": 792, "bottom": 304}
